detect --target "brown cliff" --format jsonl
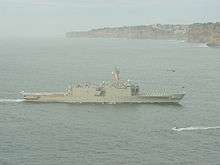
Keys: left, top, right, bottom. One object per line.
{"left": 187, "top": 22, "right": 220, "bottom": 44}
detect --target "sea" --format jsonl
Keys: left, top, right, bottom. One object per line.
{"left": 0, "top": 37, "right": 220, "bottom": 165}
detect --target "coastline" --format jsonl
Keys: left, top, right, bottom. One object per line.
{"left": 66, "top": 22, "right": 220, "bottom": 47}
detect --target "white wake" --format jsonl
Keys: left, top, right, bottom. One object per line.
{"left": 0, "top": 99, "right": 24, "bottom": 103}
{"left": 172, "top": 126, "right": 220, "bottom": 131}
{"left": 192, "top": 44, "right": 208, "bottom": 48}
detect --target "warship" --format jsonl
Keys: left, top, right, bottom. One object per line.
{"left": 21, "top": 68, "right": 185, "bottom": 104}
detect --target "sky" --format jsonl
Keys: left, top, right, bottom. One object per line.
{"left": 0, "top": 0, "right": 219, "bottom": 37}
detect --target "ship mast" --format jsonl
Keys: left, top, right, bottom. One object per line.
{"left": 112, "top": 67, "right": 120, "bottom": 81}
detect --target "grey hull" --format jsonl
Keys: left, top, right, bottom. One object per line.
{"left": 23, "top": 93, "right": 185, "bottom": 104}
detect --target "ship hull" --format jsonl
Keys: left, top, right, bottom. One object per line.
{"left": 22, "top": 93, "right": 185, "bottom": 104}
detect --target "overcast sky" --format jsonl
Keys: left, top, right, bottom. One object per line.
{"left": 0, "top": 0, "right": 219, "bottom": 37}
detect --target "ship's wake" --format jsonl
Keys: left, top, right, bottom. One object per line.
{"left": 172, "top": 126, "right": 220, "bottom": 131}
{"left": 0, "top": 99, "right": 24, "bottom": 103}
{"left": 192, "top": 43, "right": 208, "bottom": 48}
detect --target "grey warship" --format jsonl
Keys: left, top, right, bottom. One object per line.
{"left": 22, "top": 68, "right": 185, "bottom": 103}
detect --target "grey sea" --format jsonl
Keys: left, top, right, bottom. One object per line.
{"left": 0, "top": 37, "right": 220, "bottom": 165}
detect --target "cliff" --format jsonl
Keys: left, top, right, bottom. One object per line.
{"left": 187, "top": 22, "right": 220, "bottom": 43}
{"left": 66, "top": 22, "right": 220, "bottom": 45}
{"left": 66, "top": 24, "right": 188, "bottom": 40}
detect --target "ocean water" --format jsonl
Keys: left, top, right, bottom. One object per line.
{"left": 0, "top": 37, "right": 220, "bottom": 165}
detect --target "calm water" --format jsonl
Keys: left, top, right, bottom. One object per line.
{"left": 0, "top": 38, "right": 220, "bottom": 165}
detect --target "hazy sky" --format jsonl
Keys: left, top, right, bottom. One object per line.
{"left": 0, "top": 0, "right": 219, "bottom": 37}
